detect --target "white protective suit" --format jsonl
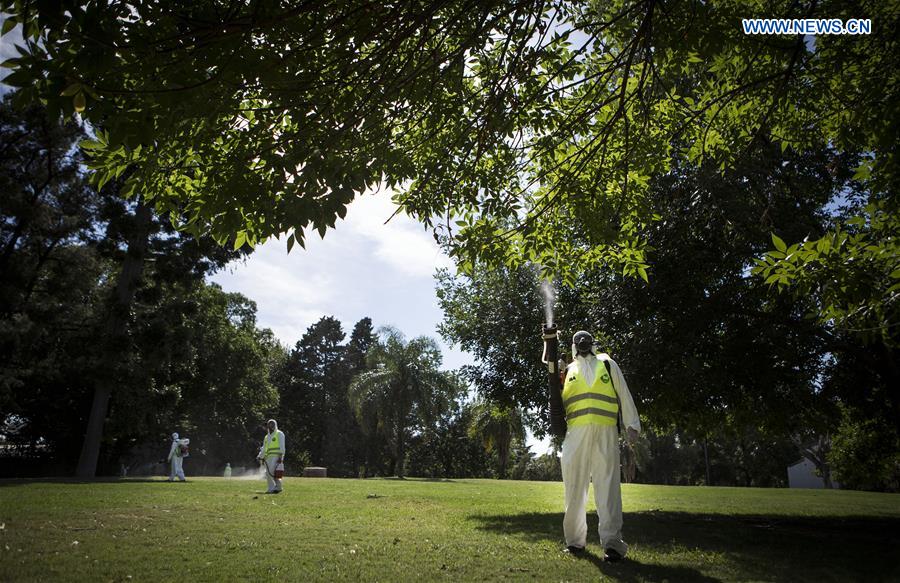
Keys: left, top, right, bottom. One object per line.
{"left": 561, "top": 351, "right": 640, "bottom": 555}
{"left": 167, "top": 432, "right": 187, "bottom": 482}
{"left": 259, "top": 421, "right": 285, "bottom": 493}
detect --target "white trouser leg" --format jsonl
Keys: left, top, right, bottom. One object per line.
{"left": 591, "top": 425, "right": 627, "bottom": 556}
{"left": 561, "top": 425, "right": 593, "bottom": 548}
{"left": 171, "top": 456, "right": 185, "bottom": 481}
{"left": 265, "top": 455, "right": 282, "bottom": 492}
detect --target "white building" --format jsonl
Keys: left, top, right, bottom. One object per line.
{"left": 787, "top": 457, "right": 840, "bottom": 489}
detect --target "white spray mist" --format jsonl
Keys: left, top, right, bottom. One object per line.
{"left": 540, "top": 279, "right": 556, "bottom": 327}
{"left": 234, "top": 465, "right": 267, "bottom": 480}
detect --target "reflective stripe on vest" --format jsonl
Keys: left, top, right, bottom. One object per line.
{"left": 562, "top": 360, "right": 618, "bottom": 427}
{"left": 265, "top": 433, "right": 281, "bottom": 456}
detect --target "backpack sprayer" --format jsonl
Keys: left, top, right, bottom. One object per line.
{"left": 178, "top": 438, "right": 190, "bottom": 458}
{"left": 542, "top": 323, "right": 568, "bottom": 439}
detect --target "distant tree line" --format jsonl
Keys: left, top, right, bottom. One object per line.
{"left": 2, "top": 96, "right": 896, "bottom": 490}
{"left": 0, "top": 95, "right": 280, "bottom": 476}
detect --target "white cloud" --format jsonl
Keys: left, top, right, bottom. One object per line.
{"left": 210, "top": 189, "right": 464, "bottom": 369}
{"left": 526, "top": 429, "right": 554, "bottom": 457}
{"left": 336, "top": 192, "right": 454, "bottom": 278}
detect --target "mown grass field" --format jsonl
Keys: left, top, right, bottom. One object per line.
{"left": 0, "top": 477, "right": 898, "bottom": 582}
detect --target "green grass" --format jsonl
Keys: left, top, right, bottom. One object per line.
{"left": 1, "top": 477, "right": 898, "bottom": 582}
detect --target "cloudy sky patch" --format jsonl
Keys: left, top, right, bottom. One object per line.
{"left": 211, "top": 190, "right": 462, "bottom": 367}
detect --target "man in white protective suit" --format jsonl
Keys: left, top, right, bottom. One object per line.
{"left": 258, "top": 419, "right": 285, "bottom": 494}
{"left": 561, "top": 330, "right": 640, "bottom": 561}
{"left": 167, "top": 432, "right": 188, "bottom": 482}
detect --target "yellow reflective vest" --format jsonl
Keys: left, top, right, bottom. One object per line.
{"left": 264, "top": 432, "right": 282, "bottom": 456}
{"left": 562, "top": 359, "right": 619, "bottom": 428}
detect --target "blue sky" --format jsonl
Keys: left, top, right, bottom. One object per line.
{"left": 209, "top": 190, "right": 467, "bottom": 368}
{"left": 209, "top": 190, "right": 552, "bottom": 455}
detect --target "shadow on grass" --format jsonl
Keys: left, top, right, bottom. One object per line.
{"left": 470, "top": 510, "right": 900, "bottom": 582}
{"left": 0, "top": 478, "right": 185, "bottom": 487}
{"left": 572, "top": 547, "right": 721, "bottom": 583}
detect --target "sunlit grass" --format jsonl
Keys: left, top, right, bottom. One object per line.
{"left": 1, "top": 477, "right": 897, "bottom": 581}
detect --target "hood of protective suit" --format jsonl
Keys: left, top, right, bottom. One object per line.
{"left": 172, "top": 432, "right": 179, "bottom": 440}
{"left": 267, "top": 419, "right": 278, "bottom": 431}
{"left": 571, "top": 330, "right": 598, "bottom": 359}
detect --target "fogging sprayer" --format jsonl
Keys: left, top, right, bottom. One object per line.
{"left": 542, "top": 323, "right": 567, "bottom": 439}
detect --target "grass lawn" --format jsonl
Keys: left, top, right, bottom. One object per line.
{"left": 1, "top": 477, "right": 898, "bottom": 582}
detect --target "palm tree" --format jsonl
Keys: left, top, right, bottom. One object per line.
{"left": 348, "top": 327, "right": 460, "bottom": 477}
{"left": 468, "top": 399, "right": 525, "bottom": 479}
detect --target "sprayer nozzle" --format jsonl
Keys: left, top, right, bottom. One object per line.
{"left": 542, "top": 323, "right": 558, "bottom": 338}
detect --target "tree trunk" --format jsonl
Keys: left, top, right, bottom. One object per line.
{"left": 821, "top": 466, "right": 834, "bottom": 489}
{"left": 395, "top": 422, "right": 406, "bottom": 478}
{"left": 814, "top": 434, "right": 834, "bottom": 489}
{"left": 878, "top": 345, "right": 900, "bottom": 427}
{"left": 499, "top": 444, "right": 509, "bottom": 479}
{"left": 703, "top": 438, "right": 711, "bottom": 486}
{"left": 75, "top": 200, "right": 152, "bottom": 478}
{"left": 0, "top": 216, "right": 27, "bottom": 278}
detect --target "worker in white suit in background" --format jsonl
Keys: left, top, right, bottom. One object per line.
{"left": 167, "top": 432, "right": 188, "bottom": 482}
{"left": 258, "top": 419, "right": 285, "bottom": 494}
{"left": 561, "top": 331, "right": 640, "bottom": 561}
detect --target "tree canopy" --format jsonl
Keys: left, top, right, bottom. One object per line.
{"left": 3, "top": 1, "right": 896, "bottom": 343}
{"left": 438, "top": 138, "right": 897, "bottom": 440}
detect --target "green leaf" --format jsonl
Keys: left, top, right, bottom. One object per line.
{"left": 96, "top": 170, "right": 111, "bottom": 191}
{"left": 287, "top": 233, "right": 295, "bottom": 253}
{"left": 637, "top": 267, "right": 649, "bottom": 283}
{"left": 233, "top": 231, "right": 246, "bottom": 250}
{"left": 851, "top": 163, "right": 871, "bottom": 181}
{"left": 73, "top": 92, "right": 86, "bottom": 113}
{"left": 1, "top": 69, "right": 31, "bottom": 87}
{"left": 771, "top": 234, "right": 787, "bottom": 253}
{"left": 80, "top": 139, "right": 102, "bottom": 150}
{"left": 1, "top": 18, "right": 17, "bottom": 36}
{"left": 61, "top": 84, "right": 82, "bottom": 97}
{"left": 120, "top": 181, "right": 137, "bottom": 199}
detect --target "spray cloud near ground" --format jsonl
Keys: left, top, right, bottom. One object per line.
{"left": 232, "top": 464, "right": 267, "bottom": 480}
